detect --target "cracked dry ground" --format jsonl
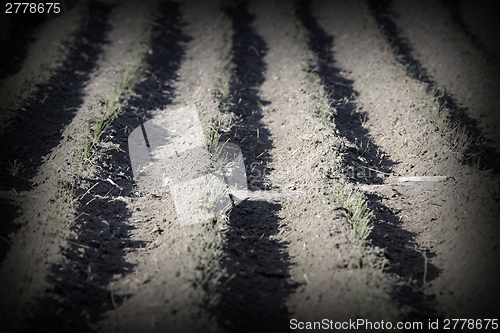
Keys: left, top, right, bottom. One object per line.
{"left": 1, "top": 0, "right": 499, "bottom": 332}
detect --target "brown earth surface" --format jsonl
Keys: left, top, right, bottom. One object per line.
{"left": 1, "top": 0, "right": 499, "bottom": 332}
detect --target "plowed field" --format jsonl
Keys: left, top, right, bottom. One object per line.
{"left": 1, "top": 0, "right": 499, "bottom": 332}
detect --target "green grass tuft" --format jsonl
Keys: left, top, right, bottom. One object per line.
{"left": 331, "top": 182, "right": 374, "bottom": 246}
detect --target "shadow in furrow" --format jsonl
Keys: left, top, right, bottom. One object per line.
{"left": 0, "top": 197, "right": 21, "bottom": 264}
{"left": 30, "top": 2, "right": 191, "bottom": 332}
{"left": 213, "top": 3, "right": 298, "bottom": 332}
{"left": 366, "top": 192, "right": 441, "bottom": 320}
{"left": 0, "top": 1, "right": 112, "bottom": 192}
{"left": 297, "top": 0, "right": 395, "bottom": 186}
{"left": 123, "top": 2, "right": 192, "bottom": 116}
{"left": 0, "top": 14, "right": 45, "bottom": 80}
{"left": 297, "top": 0, "right": 440, "bottom": 321}
{"left": 368, "top": 0, "right": 500, "bottom": 174}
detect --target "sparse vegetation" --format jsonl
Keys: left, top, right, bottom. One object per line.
{"left": 282, "top": 1, "right": 404, "bottom": 322}
{"left": 285, "top": 0, "right": 375, "bottom": 248}
{"left": 212, "top": 11, "right": 233, "bottom": 102}
{"left": 199, "top": 174, "right": 231, "bottom": 216}
{"left": 284, "top": 0, "right": 334, "bottom": 125}
{"left": 75, "top": 6, "right": 152, "bottom": 173}
{"left": 0, "top": 5, "right": 157, "bottom": 331}
{"left": 204, "top": 114, "right": 235, "bottom": 155}
{"left": 76, "top": 66, "right": 145, "bottom": 171}
{"left": 0, "top": 2, "right": 88, "bottom": 136}
{"left": 187, "top": 7, "right": 236, "bottom": 316}
{"left": 188, "top": 213, "right": 228, "bottom": 310}
{"left": 313, "top": 81, "right": 335, "bottom": 124}
{"left": 331, "top": 182, "right": 374, "bottom": 246}
{"left": 406, "top": 81, "right": 475, "bottom": 161}
{"left": 370, "top": 3, "right": 477, "bottom": 164}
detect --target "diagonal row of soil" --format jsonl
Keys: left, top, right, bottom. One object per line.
{"left": 313, "top": 0, "right": 500, "bottom": 319}
{"left": 27, "top": 1, "right": 201, "bottom": 331}
{"left": 0, "top": 1, "right": 101, "bottom": 265}
{"left": 0, "top": 1, "right": 113, "bottom": 330}
{"left": 455, "top": 0, "right": 500, "bottom": 58}
{"left": 211, "top": 2, "right": 292, "bottom": 331}
{"left": 0, "top": 1, "right": 159, "bottom": 331}
{"left": 98, "top": 1, "right": 226, "bottom": 332}
{"left": 369, "top": 0, "right": 500, "bottom": 173}
{"left": 294, "top": 0, "right": 435, "bottom": 320}
{"left": 0, "top": 1, "right": 109, "bottom": 193}
{"left": 0, "top": 1, "right": 85, "bottom": 104}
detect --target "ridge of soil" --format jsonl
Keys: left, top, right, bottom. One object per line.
{"left": 314, "top": 0, "right": 500, "bottom": 319}
{"left": 212, "top": 3, "right": 296, "bottom": 332}
{"left": 99, "top": 1, "right": 223, "bottom": 332}
{"left": 392, "top": 0, "right": 500, "bottom": 164}
{"left": 0, "top": 2, "right": 114, "bottom": 331}
{"left": 368, "top": 0, "right": 500, "bottom": 173}
{"left": 443, "top": 0, "right": 500, "bottom": 61}
{"left": 26, "top": 1, "right": 194, "bottom": 332}
{"left": 0, "top": 0, "right": 111, "bottom": 192}
{"left": 299, "top": 0, "right": 439, "bottom": 319}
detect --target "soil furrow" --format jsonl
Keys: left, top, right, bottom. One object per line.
{"left": 0, "top": 0, "right": 110, "bottom": 192}
{"left": 0, "top": 2, "right": 114, "bottom": 330}
{"left": 0, "top": 1, "right": 157, "bottom": 331}
{"left": 442, "top": 0, "right": 500, "bottom": 62}
{"left": 0, "top": 1, "right": 86, "bottom": 135}
{"left": 211, "top": 0, "right": 398, "bottom": 327}
{"left": 374, "top": 0, "right": 500, "bottom": 172}
{"left": 314, "top": 0, "right": 500, "bottom": 319}
{"left": 98, "top": 1, "right": 226, "bottom": 332}
{"left": 297, "top": 0, "right": 441, "bottom": 320}
{"left": 0, "top": 16, "right": 42, "bottom": 80}
{"left": 210, "top": 2, "right": 297, "bottom": 332}
{"left": 28, "top": 1, "right": 192, "bottom": 331}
